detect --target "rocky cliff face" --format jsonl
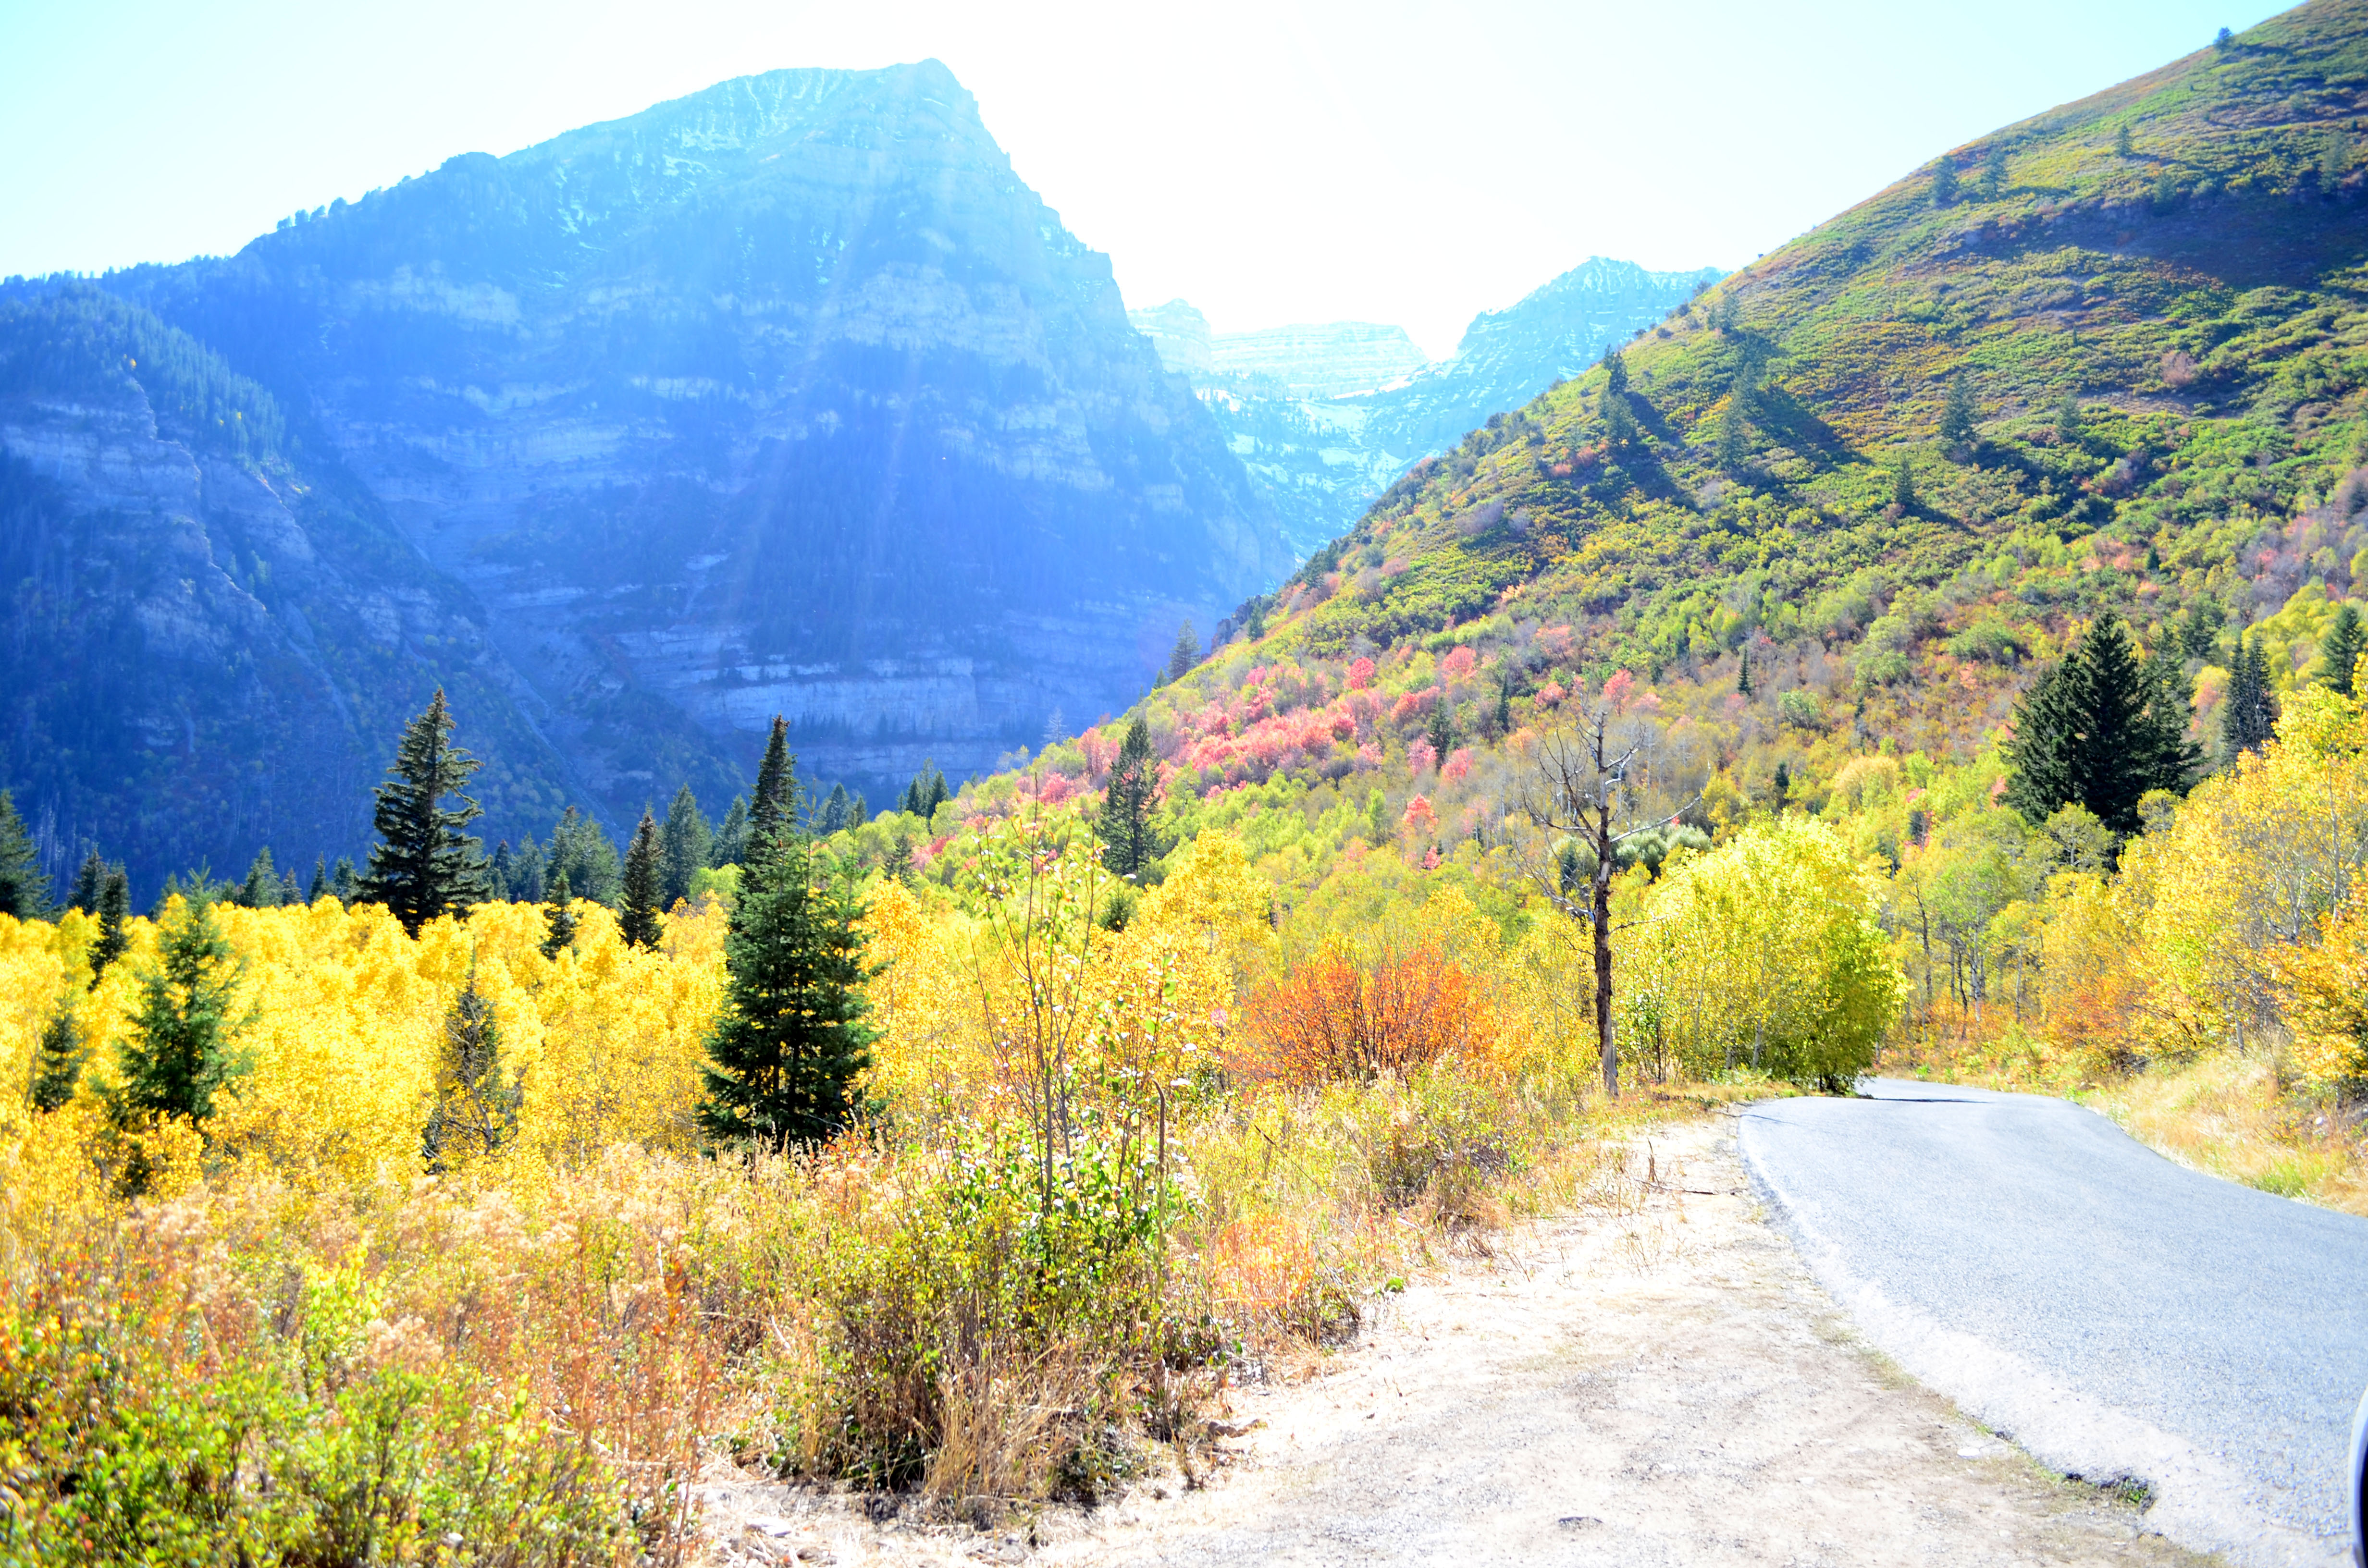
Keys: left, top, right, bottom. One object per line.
{"left": 0, "top": 287, "right": 574, "bottom": 894}
{"left": 95, "top": 61, "right": 1288, "bottom": 835}
{"left": 1133, "top": 259, "right": 1720, "bottom": 560}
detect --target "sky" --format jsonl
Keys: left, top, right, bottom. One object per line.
{"left": 0, "top": 0, "right": 2288, "bottom": 359}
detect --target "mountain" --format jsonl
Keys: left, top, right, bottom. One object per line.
{"left": 1129, "top": 258, "right": 1720, "bottom": 560}
{"left": 1245, "top": 0, "right": 2366, "bottom": 760}
{"left": 2, "top": 61, "right": 1291, "bottom": 892}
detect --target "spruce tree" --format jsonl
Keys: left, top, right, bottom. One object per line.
{"left": 421, "top": 970, "right": 519, "bottom": 1169}
{"left": 1167, "top": 622, "right": 1201, "bottom": 683}
{"left": 2221, "top": 635, "right": 2279, "bottom": 760}
{"left": 713, "top": 796, "right": 750, "bottom": 866}
{"left": 308, "top": 856, "right": 330, "bottom": 904}
{"left": 543, "top": 808, "right": 621, "bottom": 906}
{"left": 2319, "top": 605, "right": 2367, "bottom": 697}
{"left": 358, "top": 690, "right": 490, "bottom": 936}
{"left": 1979, "top": 144, "right": 2009, "bottom": 199}
{"left": 2056, "top": 390, "right": 2086, "bottom": 446}
{"left": 1426, "top": 701, "right": 1456, "bottom": 761}
{"left": 331, "top": 858, "right": 359, "bottom": 904}
{"left": 112, "top": 893, "right": 249, "bottom": 1130}
{"left": 660, "top": 784, "right": 712, "bottom": 906}
{"left": 68, "top": 850, "right": 108, "bottom": 915}
{"left": 1716, "top": 398, "right": 1749, "bottom": 473}
{"left": 620, "top": 809, "right": 664, "bottom": 949}
{"left": 818, "top": 783, "right": 850, "bottom": 835}
{"left": 1892, "top": 453, "right": 1918, "bottom": 513}
{"left": 749, "top": 717, "right": 797, "bottom": 852}
{"left": 91, "top": 869, "right": 130, "bottom": 985}
{"left": 1939, "top": 369, "right": 1979, "bottom": 454}
{"left": 488, "top": 841, "right": 516, "bottom": 902}
{"left": 238, "top": 847, "right": 282, "bottom": 908}
{"left": 1603, "top": 350, "right": 1628, "bottom": 395}
{"left": 541, "top": 870, "right": 579, "bottom": 960}
{"left": 698, "top": 833, "right": 878, "bottom": 1151}
{"left": 0, "top": 791, "right": 51, "bottom": 920}
{"left": 1493, "top": 679, "right": 1513, "bottom": 735}
{"left": 1738, "top": 648, "right": 1755, "bottom": 698}
{"left": 901, "top": 761, "right": 949, "bottom": 826}
{"left": 2005, "top": 612, "right": 2200, "bottom": 834}
{"left": 1931, "top": 162, "right": 1959, "bottom": 206}
{"left": 31, "top": 999, "right": 84, "bottom": 1113}
{"left": 1603, "top": 393, "right": 1639, "bottom": 447}
{"left": 2114, "top": 122, "right": 2135, "bottom": 158}
{"left": 1096, "top": 716, "right": 1164, "bottom": 878}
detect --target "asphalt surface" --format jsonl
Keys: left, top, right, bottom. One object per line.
{"left": 1738, "top": 1079, "right": 2368, "bottom": 1568}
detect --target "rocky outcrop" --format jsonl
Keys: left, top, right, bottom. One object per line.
{"left": 99, "top": 61, "right": 1290, "bottom": 826}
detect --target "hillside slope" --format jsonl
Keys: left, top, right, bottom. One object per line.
{"left": 84, "top": 61, "right": 1288, "bottom": 826}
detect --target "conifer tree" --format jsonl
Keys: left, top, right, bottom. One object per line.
{"left": 1493, "top": 679, "right": 1514, "bottom": 735}
{"left": 1426, "top": 701, "right": 1457, "bottom": 761}
{"left": 308, "top": 856, "right": 330, "bottom": 904}
{"left": 1939, "top": 369, "right": 1979, "bottom": 454}
{"left": 660, "top": 784, "right": 712, "bottom": 906}
{"left": 358, "top": 690, "right": 490, "bottom": 935}
{"left": 749, "top": 716, "right": 797, "bottom": 852}
{"left": 1167, "top": 622, "right": 1201, "bottom": 682}
{"left": 620, "top": 809, "right": 664, "bottom": 950}
{"left": 68, "top": 850, "right": 108, "bottom": 915}
{"left": 698, "top": 832, "right": 878, "bottom": 1151}
{"left": 1738, "top": 648, "right": 1755, "bottom": 698}
{"left": 2318, "top": 605, "right": 2367, "bottom": 697}
{"left": 238, "top": 847, "right": 282, "bottom": 908}
{"left": 31, "top": 999, "right": 84, "bottom": 1113}
{"left": 488, "top": 841, "right": 516, "bottom": 902}
{"left": 543, "top": 808, "right": 621, "bottom": 907}
{"left": 541, "top": 870, "right": 578, "bottom": 961}
{"left": 1715, "top": 398, "right": 1750, "bottom": 473}
{"left": 2056, "top": 390, "right": 2086, "bottom": 445}
{"left": 1096, "top": 716, "right": 1164, "bottom": 878}
{"left": 0, "top": 791, "right": 51, "bottom": 920}
{"left": 1931, "top": 161, "right": 1959, "bottom": 206}
{"left": 1979, "top": 144, "right": 2009, "bottom": 199}
{"left": 1603, "top": 350, "right": 1628, "bottom": 395}
{"left": 2114, "top": 122, "right": 2135, "bottom": 158}
{"left": 421, "top": 969, "right": 519, "bottom": 1169}
{"left": 112, "top": 893, "right": 249, "bottom": 1133}
{"left": 1603, "top": 393, "right": 1639, "bottom": 447}
{"left": 1892, "top": 454, "right": 1918, "bottom": 513}
{"left": 887, "top": 829, "right": 917, "bottom": 885}
{"left": 91, "top": 869, "right": 130, "bottom": 985}
{"left": 713, "top": 797, "right": 751, "bottom": 867}
{"left": 2221, "top": 635, "right": 2279, "bottom": 760}
{"left": 2005, "top": 613, "right": 2199, "bottom": 834}
{"left": 900, "top": 762, "right": 949, "bottom": 826}
{"left": 331, "top": 858, "right": 359, "bottom": 904}
{"left": 818, "top": 783, "right": 850, "bottom": 835}
{"left": 848, "top": 791, "right": 869, "bottom": 830}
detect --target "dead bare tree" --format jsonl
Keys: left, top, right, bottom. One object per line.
{"left": 1517, "top": 704, "right": 1693, "bottom": 1099}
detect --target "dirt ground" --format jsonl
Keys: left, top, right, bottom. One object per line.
{"left": 693, "top": 1113, "right": 2220, "bottom": 1567}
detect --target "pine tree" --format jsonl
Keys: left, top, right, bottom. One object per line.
{"left": 112, "top": 893, "right": 249, "bottom": 1132}
{"left": 1979, "top": 144, "right": 2010, "bottom": 199}
{"left": 1096, "top": 716, "right": 1164, "bottom": 878}
{"left": 308, "top": 856, "right": 330, "bottom": 904}
{"left": 238, "top": 847, "right": 282, "bottom": 908}
{"left": 31, "top": 999, "right": 84, "bottom": 1112}
{"left": 488, "top": 842, "right": 516, "bottom": 902}
{"left": 1603, "top": 393, "right": 1639, "bottom": 447}
{"left": 279, "top": 868, "right": 302, "bottom": 906}
{"left": 1892, "top": 453, "right": 1918, "bottom": 513}
{"left": 619, "top": 808, "right": 664, "bottom": 949}
{"left": 847, "top": 791, "right": 868, "bottom": 830}
{"left": 1931, "top": 161, "right": 1959, "bottom": 206}
{"left": 749, "top": 717, "right": 797, "bottom": 852}
{"left": 69, "top": 850, "right": 108, "bottom": 915}
{"left": 358, "top": 690, "right": 490, "bottom": 936}
{"left": 713, "top": 797, "right": 750, "bottom": 867}
{"left": 91, "top": 869, "right": 130, "bottom": 985}
{"left": 2319, "top": 605, "right": 2367, "bottom": 697}
{"left": 541, "top": 870, "right": 578, "bottom": 961}
{"left": 818, "top": 783, "right": 850, "bottom": 835}
{"left": 421, "top": 969, "right": 519, "bottom": 1169}
{"left": 901, "top": 762, "right": 949, "bottom": 826}
{"left": 0, "top": 791, "right": 51, "bottom": 920}
{"left": 1493, "top": 679, "right": 1513, "bottom": 735}
{"left": 1738, "top": 648, "right": 1755, "bottom": 698}
{"left": 1603, "top": 350, "right": 1628, "bottom": 395}
{"left": 2057, "top": 390, "right": 2086, "bottom": 446}
{"left": 698, "top": 833, "right": 878, "bottom": 1150}
{"left": 1715, "top": 398, "right": 1750, "bottom": 473}
{"left": 887, "top": 829, "right": 917, "bottom": 885}
{"left": 2114, "top": 123, "right": 2135, "bottom": 158}
{"left": 1167, "top": 622, "right": 1201, "bottom": 683}
{"left": 1939, "top": 369, "right": 1979, "bottom": 453}
{"left": 2221, "top": 635, "right": 2279, "bottom": 760}
{"left": 1426, "top": 701, "right": 1456, "bottom": 760}
{"left": 331, "top": 858, "right": 359, "bottom": 903}
{"left": 543, "top": 808, "right": 621, "bottom": 906}
{"left": 2005, "top": 613, "right": 2200, "bottom": 834}
{"left": 660, "top": 784, "right": 712, "bottom": 906}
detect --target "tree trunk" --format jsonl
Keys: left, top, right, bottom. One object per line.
{"left": 1593, "top": 804, "right": 1618, "bottom": 1099}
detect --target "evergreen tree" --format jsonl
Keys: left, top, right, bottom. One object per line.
{"left": 1602, "top": 392, "right": 1639, "bottom": 447}
{"left": 2221, "top": 635, "right": 2280, "bottom": 760}
{"left": 2114, "top": 122, "right": 2135, "bottom": 158}
{"left": 358, "top": 690, "right": 490, "bottom": 936}
{"left": 713, "top": 796, "right": 750, "bottom": 867}
{"left": 543, "top": 808, "right": 622, "bottom": 906}
{"left": 886, "top": 829, "right": 917, "bottom": 885}
{"left": 1738, "top": 648, "right": 1755, "bottom": 698}
{"left": 698, "top": 833, "right": 878, "bottom": 1151}
{"left": 818, "top": 783, "right": 850, "bottom": 835}
{"left": 847, "top": 791, "right": 868, "bottom": 830}
{"left": 749, "top": 716, "right": 798, "bottom": 852}
{"left": 2319, "top": 605, "right": 2367, "bottom": 697}
{"left": 112, "top": 893, "right": 249, "bottom": 1132}
{"left": 541, "top": 870, "right": 579, "bottom": 961}
{"left": 68, "top": 849, "right": 108, "bottom": 915}
{"left": 421, "top": 969, "right": 519, "bottom": 1169}
{"left": 1494, "top": 679, "right": 1514, "bottom": 736}
{"left": 238, "top": 847, "right": 282, "bottom": 908}
{"left": 1096, "top": 716, "right": 1164, "bottom": 878}
{"left": 1709, "top": 291, "right": 1739, "bottom": 333}
{"left": 900, "top": 761, "right": 949, "bottom": 825}
{"left": 1603, "top": 350, "right": 1628, "bottom": 395}
{"left": 279, "top": 868, "right": 302, "bottom": 906}
{"left": 91, "top": 869, "right": 130, "bottom": 985}
{"left": 1715, "top": 397, "right": 1750, "bottom": 473}
{"left": 1979, "top": 144, "right": 2010, "bottom": 199}
{"left": 0, "top": 791, "right": 51, "bottom": 920}
{"left": 2005, "top": 613, "right": 2200, "bottom": 834}
{"left": 660, "top": 784, "right": 712, "bottom": 906}
{"left": 31, "top": 998, "right": 84, "bottom": 1113}
{"left": 1931, "top": 161, "right": 1959, "bottom": 206}
{"left": 331, "top": 858, "right": 359, "bottom": 904}
{"left": 1167, "top": 622, "right": 1201, "bottom": 683}
{"left": 308, "top": 856, "right": 330, "bottom": 904}
{"left": 1892, "top": 453, "right": 1918, "bottom": 513}
{"left": 489, "top": 841, "right": 516, "bottom": 901}
{"left": 1938, "top": 369, "right": 1979, "bottom": 453}
{"left": 1426, "top": 701, "right": 1456, "bottom": 760}
{"left": 2056, "top": 390, "right": 2086, "bottom": 445}
{"left": 619, "top": 808, "right": 664, "bottom": 950}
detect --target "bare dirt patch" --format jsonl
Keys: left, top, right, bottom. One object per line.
{"left": 696, "top": 1113, "right": 2218, "bottom": 1566}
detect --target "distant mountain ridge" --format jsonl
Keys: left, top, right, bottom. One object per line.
{"left": 1131, "top": 257, "right": 1720, "bottom": 557}
{"left": 0, "top": 60, "right": 1292, "bottom": 894}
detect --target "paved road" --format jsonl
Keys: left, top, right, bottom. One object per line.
{"left": 1739, "top": 1079, "right": 2368, "bottom": 1568}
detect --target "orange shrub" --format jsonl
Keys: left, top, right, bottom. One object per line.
{"left": 1241, "top": 939, "right": 1494, "bottom": 1083}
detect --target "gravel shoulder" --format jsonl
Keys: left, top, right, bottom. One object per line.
{"left": 698, "top": 1113, "right": 2218, "bottom": 1567}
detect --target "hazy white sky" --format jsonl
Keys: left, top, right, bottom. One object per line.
{"left": 0, "top": 0, "right": 2282, "bottom": 358}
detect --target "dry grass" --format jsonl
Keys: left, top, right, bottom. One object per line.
{"left": 2080, "top": 1052, "right": 2368, "bottom": 1217}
